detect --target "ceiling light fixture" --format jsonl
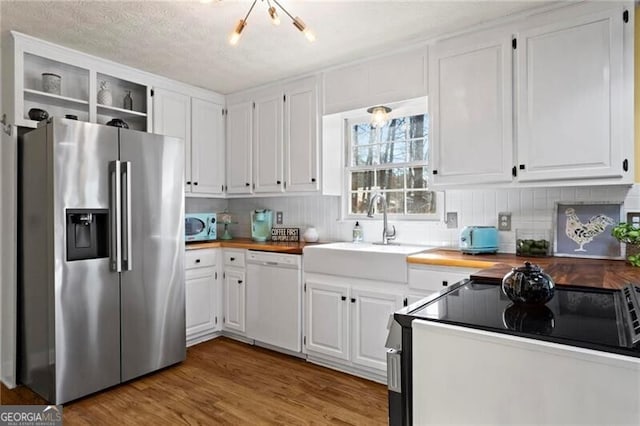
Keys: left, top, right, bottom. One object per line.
{"left": 229, "top": 0, "right": 315, "bottom": 46}
{"left": 367, "top": 106, "right": 392, "bottom": 128}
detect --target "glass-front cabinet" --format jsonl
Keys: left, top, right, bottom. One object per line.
{"left": 10, "top": 31, "right": 151, "bottom": 131}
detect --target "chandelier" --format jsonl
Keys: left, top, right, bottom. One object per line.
{"left": 229, "top": 0, "right": 315, "bottom": 45}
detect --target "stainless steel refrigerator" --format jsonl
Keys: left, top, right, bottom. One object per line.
{"left": 18, "top": 118, "right": 185, "bottom": 404}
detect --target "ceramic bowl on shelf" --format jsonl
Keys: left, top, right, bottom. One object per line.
{"left": 42, "top": 73, "right": 61, "bottom": 95}
{"left": 106, "top": 118, "right": 129, "bottom": 128}
{"left": 28, "top": 108, "right": 49, "bottom": 121}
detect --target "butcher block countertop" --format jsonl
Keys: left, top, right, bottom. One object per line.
{"left": 186, "top": 238, "right": 318, "bottom": 255}
{"left": 408, "top": 249, "right": 639, "bottom": 289}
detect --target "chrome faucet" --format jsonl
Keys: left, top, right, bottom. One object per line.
{"left": 367, "top": 193, "right": 396, "bottom": 245}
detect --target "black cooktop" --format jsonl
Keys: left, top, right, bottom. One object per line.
{"left": 399, "top": 280, "right": 640, "bottom": 359}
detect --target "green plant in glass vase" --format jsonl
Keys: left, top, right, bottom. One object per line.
{"left": 611, "top": 222, "right": 640, "bottom": 267}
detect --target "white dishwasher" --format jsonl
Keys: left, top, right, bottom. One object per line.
{"left": 246, "top": 250, "right": 302, "bottom": 353}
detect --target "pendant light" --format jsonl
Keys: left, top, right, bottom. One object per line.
{"left": 367, "top": 106, "right": 392, "bottom": 128}
{"left": 229, "top": 0, "right": 315, "bottom": 46}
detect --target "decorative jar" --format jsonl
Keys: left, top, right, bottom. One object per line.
{"left": 303, "top": 227, "right": 319, "bottom": 243}
{"left": 42, "top": 73, "right": 61, "bottom": 95}
{"left": 97, "top": 81, "right": 112, "bottom": 106}
{"left": 502, "top": 262, "right": 555, "bottom": 306}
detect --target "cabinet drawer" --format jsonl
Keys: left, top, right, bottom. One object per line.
{"left": 224, "top": 250, "right": 246, "bottom": 268}
{"left": 185, "top": 249, "right": 217, "bottom": 270}
{"left": 409, "top": 266, "right": 478, "bottom": 292}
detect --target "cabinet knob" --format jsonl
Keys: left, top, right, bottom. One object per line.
{"left": 403, "top": 298, "right": 408, "bottom": 307}
{"left": 311, "top": 178, "right": 316, "bottom": 183}
{"left": 245, "top": 182, "right": 250, "bottom": 187}
{"left": 195, "top": 259, "right": 201, "bottom": 263}
{"left": 277, "top": 180, "right": 281, "bottom": 185}
{"left": 193, "top": 182, "right": 198, "bottom": 186}
{"left": 350, "top": 298, "right": 356, "bottom": 303}
{"left": 341, "top": 296, "right": 346, "bottom": 301}
{"left": 186, "top": 181, "right": 192, "bottom": 185}
{"left": 238, "top": 280, "right": 243, "bottom": 284}
{"left": 442, "top": 280, "right": 448, "bottom": 287}
{"left": 230, "top": 257, "right": 235, "bottom": 261}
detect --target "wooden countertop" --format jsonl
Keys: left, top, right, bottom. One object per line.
{"left": 408, "top": 249, "right": 639, "bottom": 289}
{"left": 186, "top": 238, "right": 320, "bottom": 255}
{"left": 187, "top": 242, "right": 639, "bottom": 288}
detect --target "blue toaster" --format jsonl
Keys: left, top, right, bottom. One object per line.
{"left": 459, "top": 226, "right": 499, "bottom": 254}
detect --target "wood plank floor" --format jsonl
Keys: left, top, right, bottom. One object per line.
{"left": 1, "top": 337, "right": 388, "bottom": 425}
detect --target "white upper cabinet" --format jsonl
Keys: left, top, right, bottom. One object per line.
{"left": 152, "top": 88, "right": 191, "bottom": 190}
{"left": 428, "top": 3, "right": 633, "bottom": 187}
{"left": 226, "top": 99, "right": 253, "bottom": 194}
{"left": 191, "top": 98, "right": 225, "bottom": 195}
{"left": 225, "top": 76, "right": 320, "bottom": 196}
{"left": 10, "top": 31, "right": 151, "bottom": 132}
{"left": 323, "top": 47, "right": 428, "bottom": 114}
{"left": 515, "top": 7, "right": 630, "bottom": 183}
{"left": 429, "top": 29, "right": 514, "bottom": 186}
{"left": 154, "top": 89, "right": 226, "bottom": 196}
{"left": 284, "top": 76, "right": 319, "bottom": 192}
{"left": 253, "top": 88, "right": 284, "bottom": 193}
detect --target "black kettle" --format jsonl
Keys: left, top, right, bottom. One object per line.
{"left": 502, "top": 262, "right": 555, "bottom": 305}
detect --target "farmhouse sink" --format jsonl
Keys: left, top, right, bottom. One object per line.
{"left": 303, "top": 242, "right": 433, "bottom": 283}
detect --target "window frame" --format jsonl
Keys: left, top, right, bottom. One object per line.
{"left": 341, "top": 97, "right": 443, "bottom": 221}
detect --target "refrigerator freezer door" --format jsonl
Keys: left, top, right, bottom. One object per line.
{"left": 119, "top": 129, "right": 186, "bottom": 382}
{"left": 52, "top": 119, "right": 121, "bottom": 403}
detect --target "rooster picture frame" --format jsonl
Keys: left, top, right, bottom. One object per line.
{"left": 553, "top": 202, "right": 623, "bottom": 260}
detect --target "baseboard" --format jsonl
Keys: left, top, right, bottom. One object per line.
{"left": 1, "top": 358, "right": 16, "bottom": 389}
{"left": 306, "top": 355, "right": 387, "bottom": 384}
{"left": 220, "top": 331, "right": 254, "bottom": 345}
{"left": 253, "top": 340, "right": 306, "bottom": 359}
{"left": 186, "top": 331, "right": 222, "bottom": 347}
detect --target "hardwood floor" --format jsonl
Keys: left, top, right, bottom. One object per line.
{"left": 1, "top": 337, "right": 388, "bottom": 425}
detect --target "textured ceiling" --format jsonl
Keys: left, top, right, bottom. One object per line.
{"left": 1, "top": 0, "right": 555, "bottom": 94}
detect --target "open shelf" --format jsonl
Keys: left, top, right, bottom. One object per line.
{"left": 97, "top": 104, "right": 147, "bottom": 118}
{"left": 24, "top": 88, "right": 89, "bottom": 108}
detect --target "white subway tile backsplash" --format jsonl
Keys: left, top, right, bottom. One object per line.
{"left": 222, "top": 184, "right": 638, "bottom": 253}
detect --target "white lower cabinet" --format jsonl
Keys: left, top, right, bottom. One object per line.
{"left": 185, "top": 249, "right": 220, "bottom": 346}
{"left": 351, "top": 289, "right": 402, "bottom": 371}
{"left": 408, "top": 264, "right": 480, "bottom": 293}
{"left": 223, "top": 249, "right": 246, "bottom": 333}
{"left": 304, "top": 275, "right": 403, "bottom": 380}
{"left": 305, "top": 280, "right": 350, "bottom": 360}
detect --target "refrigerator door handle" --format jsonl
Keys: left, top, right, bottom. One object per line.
{"left": 121, "top": 161, "right": 133, "bottom": 271}
{"left": 109, "top": 160, "right": 122, "bottom": 272}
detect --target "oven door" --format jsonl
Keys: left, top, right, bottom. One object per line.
{"left": 185, "top": 216, "right": 206, "bottom": 240}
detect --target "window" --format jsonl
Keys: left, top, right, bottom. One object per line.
{"left": 347, "top": 107, "right": 434, "bottom": 217}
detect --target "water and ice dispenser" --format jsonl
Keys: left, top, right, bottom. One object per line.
{"left": 66, "top": 209, "right": 109, "bottom": 261}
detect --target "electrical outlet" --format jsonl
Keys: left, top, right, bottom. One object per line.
{"left": 498, "top": 212, "right": 512, "bottom": 231}
{"left": 276, "top": 211, "right": 283, "bottom": 225}
{"left": 627, "top": 212, "right": 640, "bottom": 227}
{"left": 446, "top": 212, "right": 458, "bottom": 229}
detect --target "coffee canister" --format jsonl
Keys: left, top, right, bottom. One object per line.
{"left": 42, "top": 73, "right": 61, "bottom": 95}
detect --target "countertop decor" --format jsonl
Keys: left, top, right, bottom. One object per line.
{"left": 553, "top": 202, "right": 622, "bottom": 260}
{"left": 612, "top": 222, "right": 640, "bottom": 267}
{"left": 185, "top": 238, "right": 320, "bottom": 255}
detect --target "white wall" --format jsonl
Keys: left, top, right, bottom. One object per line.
{"left": 0, "top": 16, "right": 18, "bottom": 388}
{"left": 228, "top": 185, "right": 640, "bottom": 252}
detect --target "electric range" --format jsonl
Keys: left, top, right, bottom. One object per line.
{"left": 388, "top": 279, "right": 640, "bottom": 426}
{"left": 401, "top": 280, "right": 640, "bottom": 357}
